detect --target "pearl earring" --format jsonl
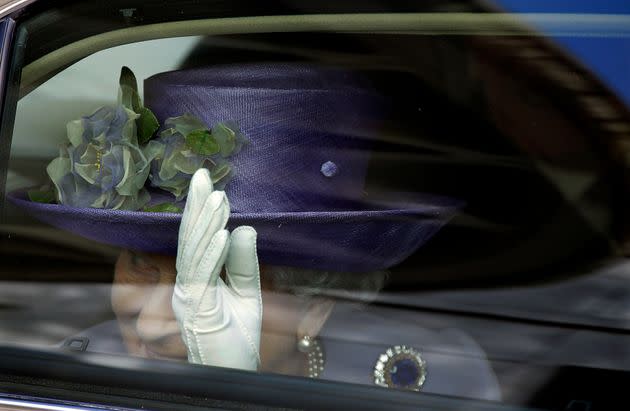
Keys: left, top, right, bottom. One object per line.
{"left": 297, "top": 335, "right": 314, "bottom": 353}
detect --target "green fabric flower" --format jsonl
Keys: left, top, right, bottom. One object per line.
{"left": 38, "top": 67, "right": 244, "bottom": 212}
{"left": 46, "top": 105, "right": 156, "bottom": 210}
{"left": 147, "top": 115, "right": 245, "bottom": 200}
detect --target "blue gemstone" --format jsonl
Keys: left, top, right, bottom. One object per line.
{"left": 390, "top": 358, "right": 419, "bottom": 387}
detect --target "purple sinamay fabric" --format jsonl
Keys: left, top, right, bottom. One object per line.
{"left": 9, "top": 64, "right": 465, "bottom": 272}
{"left": 8, "top": 189, "right": 461, "bottom": 272}
{"left": 143, "top": 64, "right": 384, "bottom": 213}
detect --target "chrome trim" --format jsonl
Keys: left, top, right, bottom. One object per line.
{"left": 0, "top": 0, "right": 38, "bottom": 20}
{"left": 0, "top": 397, "right": 95, "bottom": 410}
{"left": 0, "top": 393, "right": 143, "bottom": 410}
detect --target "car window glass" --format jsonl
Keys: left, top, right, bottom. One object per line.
{"left": 3, "top": 3, "right": 630, "bottom": 410}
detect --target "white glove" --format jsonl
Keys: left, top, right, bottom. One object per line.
{"left": 172, "top": 169, "right": 262, "bottom": 371}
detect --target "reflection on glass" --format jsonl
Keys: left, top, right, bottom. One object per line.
{"left": 3, "top": 5, "right": 630, "bottom": 409}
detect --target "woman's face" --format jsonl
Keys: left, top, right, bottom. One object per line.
{"left": 110, "top": 250, "right": 333, "bottom": 372}
{"left": 111, "top": 250, "right": 188, "bottom": 360}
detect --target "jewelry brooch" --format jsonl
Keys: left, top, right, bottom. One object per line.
{"left": 374, "top": 345, "right": 427, "bottom": 391}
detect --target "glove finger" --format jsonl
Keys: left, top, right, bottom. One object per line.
{"left": 177, "top": 189, "right": 222, "bottom": 280}
{"left": 187, "top": 229, "right": 229, "bottom": 313}
{"left": 188, "top": 192, "right": 229, "bottom": 273}
{"left": 177, "top": 169, "right": 213, "bottom": 270}
{"left": 179, "top": 191, "right": 229, "bottom": 280}
{"left": 194, "top": 229, "right": 231, "bottom": 310}
{"left": 226, "top": 226, "right": 261, "bottom": 299}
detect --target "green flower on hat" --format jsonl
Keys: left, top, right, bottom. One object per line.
{"left": 46, "top": 104, "right": 157, "bottom": 210}
{"left": 44, "top": 67, "right": 160, "bottom": 210}
{"left": 145, "top": 115, "right": 245, "bottom": 201}
{"left": 37, "top": 66, "right": 245, "bottom": 211}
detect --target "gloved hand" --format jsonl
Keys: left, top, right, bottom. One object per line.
{"left": 172, "top": 169, "right": 262, "bottom": 370}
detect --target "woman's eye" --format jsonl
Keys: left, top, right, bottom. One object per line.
{"left": 131, "top": 253, "right": 149, "bottom": 269}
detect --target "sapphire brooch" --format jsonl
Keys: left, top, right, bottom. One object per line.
{"left": 373, "top": 345, "right": 427, "bottom": 391}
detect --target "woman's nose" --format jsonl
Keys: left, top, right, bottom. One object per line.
{"left": 136, "top": 283, "right": 181, "bottom": 342}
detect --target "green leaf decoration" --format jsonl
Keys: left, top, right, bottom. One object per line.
{"left": 119, "top": 66, "right": 138, "bottom": 94}
{"left": 137, "top": 106, "right": 159, "bottom": 144}
{"left": 118, "top": 67, "right": 159, "bottom": 142}
{"left": 27, "top": 188, "right": 56, "bottom": 204}
{"left": 143, "top": 203, "right": 183, "bottom": 213}
{"left": 119, "top": 84, "right": 142, "bottom": 112}
{"left": 212, "top": 122, "right": 237, "bottom": 157}
{"left": 165, "top": 114, "right": 207, "bottom": 138}
{"left": 118, "top": 67, "right": 142, "bottom": 112}
{"left": 185, "top": 129, "right": 220, "bottom": 155}
{"left": 210, "top": 163, "right": 232, "bottom": 183}
{"left": 119, "top": 67, "right": 141, "bottom": 112}
{"left": 118, "top": 84, "right": 133, "bottom": 110}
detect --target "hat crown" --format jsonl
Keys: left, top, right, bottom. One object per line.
{"left": 144, "top": 64, "right": 388, "bottom": 212}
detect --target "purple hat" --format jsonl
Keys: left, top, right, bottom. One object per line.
{"left": 9, "top": 64, "right": 463, "bottom": 272}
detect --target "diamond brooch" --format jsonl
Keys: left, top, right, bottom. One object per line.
{"left": 373, "top": 345, "right": 427, "bottom": 391}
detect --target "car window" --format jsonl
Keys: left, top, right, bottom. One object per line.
{"left": 2, "top": 1, "right": 630, "bottom": 410}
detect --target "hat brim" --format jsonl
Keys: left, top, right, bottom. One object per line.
{"left": 8, "top": 190, "right": 463, "bottom": 272}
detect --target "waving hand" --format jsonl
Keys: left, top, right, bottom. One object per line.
{"left": 172, "top": 169, "right": 262, "bottom": 370}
